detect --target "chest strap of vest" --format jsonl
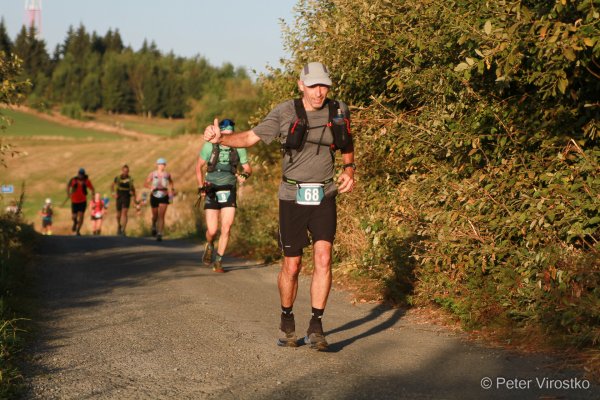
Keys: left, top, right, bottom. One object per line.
{"left": 282, "top": 175, "right": 333, "bottom": 185}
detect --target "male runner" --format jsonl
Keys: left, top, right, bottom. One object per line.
{"left": 196, "top": 119, "right": 252, "bottom": 273}
{"left": 204, "top": 62, "right": 355, "bottom": 350}
{"left": 67, "top": 168, "right": 95, "bottom": 236}
{"left": 111, "top": 164, "right": 137, "bottom": 236}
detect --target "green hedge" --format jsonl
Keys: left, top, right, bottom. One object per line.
{"left": 0, "top": 211, "right": 35, "bottom": 398}
{"left": 247, "top": 0, "right": 599, "bottom": 347}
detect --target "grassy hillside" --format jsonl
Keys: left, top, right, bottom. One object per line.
{"left": 2, "top": 112, "right": 205, "bottom": 238}
{"left": 1, "top": 109, "right": 123, "bottom": 140}
{"left": 88, "top": 113, "right": 185, "bottom": 137}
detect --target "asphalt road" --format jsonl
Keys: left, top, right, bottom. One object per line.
{"left": 21, "top": 235, "right": 596, "bottom": 399}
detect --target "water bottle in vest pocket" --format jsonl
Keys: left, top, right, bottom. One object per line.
{"left": 331, "top": 106, "right": 351, "bottom": 150}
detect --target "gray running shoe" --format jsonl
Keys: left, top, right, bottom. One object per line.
{"left": 202, "top": 243, "right": 214, "bottom": 265}
{"left": 304, "top": 319, "right": 328, "bottom": 351}
{"left": 304, "top": 332, "right": 328, "bottom": 350}
{"left": 156, "top": 234, "right": 162, "bottom": 242}
{"left": 211, "top": 259, "right": 225, "bottom": 273}
{"left": 277, "top": 314, "right": 298, "bottom": 347}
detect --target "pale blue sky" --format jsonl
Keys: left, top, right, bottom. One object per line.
{"left": 1, "top": 0, "right": 298, "bottom": 75}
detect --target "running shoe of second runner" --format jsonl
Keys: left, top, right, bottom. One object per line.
{"left": 304, "top": 319, "right": 328, "bottom": 351}
{"left": 211, "top": 259, "right": 225, "bottom": 273}
{"left": 277, "top": 314, "right": 298, "bottom": 347}
{"left": 202, "top": 242, "right": 214, "bottom": 265}
{"left": 156, "top": 233, "right": 162, "bottom": 242}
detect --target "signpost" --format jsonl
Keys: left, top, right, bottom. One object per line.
{"left": 1, "top": 185, "right": 14, "bottom": 194}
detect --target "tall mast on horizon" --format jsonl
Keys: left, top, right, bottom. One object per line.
{"left": 24, "top": 0, "right": 42, "bottom": 38}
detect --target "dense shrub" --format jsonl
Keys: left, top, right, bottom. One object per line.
{"left": 0, "top": 207, "right": 36, "bottom": 397}
{"left": 250, "top": 0, "right": 599, "bottom": 347}
{"left": 60, "top": 102, "right": 84, "bottom": 120}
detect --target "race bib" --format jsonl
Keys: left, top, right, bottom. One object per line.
{"left": 152, "top": 190, "right": 167, "bottom": 199}
{"left": 94, "top": 212, "right": 103, "bottom": 218}
{"left": 216, "top": 190, "right": 231, "bottom": 203}
{"left": 296, "top": 183, "right": 324, "bottom": 205}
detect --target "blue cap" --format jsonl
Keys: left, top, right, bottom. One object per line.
{"left": 156, "top": 158, "right": 167, "bottom": 165}
{"left": 219, "top": 119, "right": 235, "bottom": 132}
{"left": 78, "top": 168, "right": 86, "bottom": 175}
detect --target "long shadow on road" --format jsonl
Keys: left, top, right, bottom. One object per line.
{"left": 325, "top": 305, "right": 406, "bottom": 352}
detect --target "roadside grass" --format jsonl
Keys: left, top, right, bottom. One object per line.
{"left": 1, "top": 109, "right": 123, "bottom": 141}
{"left": 0, "top": 211, "right": 36, "bottom": 398}
{"left": 88, "top": 113, "right": 185, "bottom": 137}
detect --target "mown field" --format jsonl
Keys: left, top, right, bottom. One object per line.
{"left": 2, "top": 109, "right": 204, "bottom": 238}
{"left": 88, "top": 112, "right": 185, "bottom": 137}
{"left": 1, "top": 109, "right": 123, "bottom": 140}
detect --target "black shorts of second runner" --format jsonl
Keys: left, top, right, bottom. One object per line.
{"left": 116, "top": 193, "right": 131, "bottom": 211}
{"left": 204, "top": 186, "right": 237, "bottom": 210}
{"left": 71, "top": 201, "right": 86, "bottom": 214}
{"left": 150, "top": 193, "right": 170, "bottom": 208}
{"left": 279, "top": 195, "right": 337, "bottom": 257}
{"left": 42, "top": 218, "right": 52, "bottom": 228}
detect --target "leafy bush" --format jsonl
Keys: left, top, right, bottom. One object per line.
{"left": 0, "top": 207, "right": 36, "bottom": 397}
{"left": 60, "top": 102, "right": 84, "bottom": 120}
{"left": 250, "top": 0, "right": 600, "bottom": 347}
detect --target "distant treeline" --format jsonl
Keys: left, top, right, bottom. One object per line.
{"left": 0, "top": 20, "right": 260, "bottom": 130}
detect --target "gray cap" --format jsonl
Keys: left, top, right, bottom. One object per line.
{"left": 299, "top": 62, "right": 332, "bottom": 86}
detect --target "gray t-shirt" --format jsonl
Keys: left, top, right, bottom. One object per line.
{"left": 253, "top": 99, "right": 350, "bottom": 201}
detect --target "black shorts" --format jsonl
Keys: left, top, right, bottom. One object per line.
{"left": 278, "top": 196, "right": 337, "bottom": 257}
{"left": 204, "top": 186, "right": 237, "bottom": 210}
{"left": 116, "top": 193, "right": 131, "bottom": 211}
{"left": 71, "top": 201, "right": 86, "bottom": 214}
{"left": 42, "top": 218, "right": 52, "bottom": 227}
{"left": 150, "top": 193, "right": 170, "bottom": 208}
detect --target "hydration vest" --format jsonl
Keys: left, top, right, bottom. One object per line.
{"left": 206, "top": 144, "right": 240, "bottom": 174}
{"left": 151, "top": 171, "right": 170, "bottom": 190}
{"left": 115, "top": 175, "right": 133, "bottom": 193}
{"left": 69, "top": 176, "right": 88, "bottom": 195}
{"left": 283, "top": 98, "right": 352, "bottom": 159}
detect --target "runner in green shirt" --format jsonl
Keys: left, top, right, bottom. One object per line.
{"left": 196, "top": 119, "right": 252, "bottom": 273}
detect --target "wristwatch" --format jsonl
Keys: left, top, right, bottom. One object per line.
{"left": 342, "top": 163, "right": 356, "bottom": 171}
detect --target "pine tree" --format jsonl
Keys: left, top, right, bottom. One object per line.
{"left": 0, "top": 18, "right": 13, "bottom": 54}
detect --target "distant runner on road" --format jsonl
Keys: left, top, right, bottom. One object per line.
{"left": 89, "top": 192, "right": 107, "bottom": 235}
{"left": 111, "top": 164, "right": 137, "bottom": 236}
{"left": 40, "top": 198, "right": 53, "bottom": 235}
{"left": 203, "top": 62, "right": 355, "bottom": 350}
{"left": 196, "top": 119, "right": 252, "bottom": 273}
{"left": 67, "top": 168, "right": 95, "bottom": 236}
{"left": 144, "top": 158, "right": 175, "bottom": 242}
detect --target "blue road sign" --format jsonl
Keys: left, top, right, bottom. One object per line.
{"left": 1, "top": 185, "right": 14, "bottom": 194}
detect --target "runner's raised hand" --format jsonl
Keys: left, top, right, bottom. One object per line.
{"left": 204, "top": 118, "right": 222, "bottom": 143}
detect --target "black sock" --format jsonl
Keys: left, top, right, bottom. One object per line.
{"left": 311, "top": 307, "right": 324, "bottom": 319}
{"left": 308, "top": 308, "right": 325, "bottom": 335}
{"left": 281, "top": 306, "right": 293, "bottom": 318}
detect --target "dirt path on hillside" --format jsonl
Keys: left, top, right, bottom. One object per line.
{"left": 21, "top": 236, "right": 596, "bottom": 399}
{"left": 12, "top": 106, "right": 159, "bottom": 141}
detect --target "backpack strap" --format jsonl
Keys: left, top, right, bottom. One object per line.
{"left": 328, "top": 99, "right": 339, "bottom": 124}
{"left": 207, "top": 144, "right": 220, "bottom": 172}
{"left": 229, "top": 148, "right": 240, "bottom": 173}
{"left": 293, "top": 98, "right": 308, "bottom": 126}
{"left": 207, "top": 144, "right": 238, "bottom": 174}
